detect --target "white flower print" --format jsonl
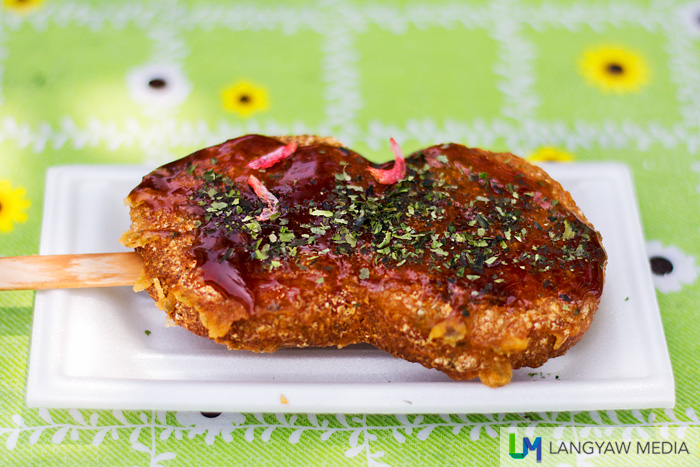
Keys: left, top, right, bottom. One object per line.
{"left": 175, "top": 412, "right": 246, "bottom": 445}
{"left": 646, "top": 240, "right": 698, "bottom": 293}
{"left": 680, "top": 2, "right": 700, "bottom": 37}
{"left": 126, "top": 63, "right": 192, "bottom": 109}
{"left": 678, "top": 1, "right": 700, "bottom": 37}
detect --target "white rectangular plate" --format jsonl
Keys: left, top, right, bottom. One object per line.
{"left": 26, "top": 163, "right": 674, "bottom": 413}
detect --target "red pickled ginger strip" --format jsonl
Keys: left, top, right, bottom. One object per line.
{"left": 368, "top": 137, "right": 407, "bottom": 185}
{"left": 247, "top": 143, "right": 297, "bottom": 170}
{"left": 248, "top": 175, "right": 279, "bottom": 221}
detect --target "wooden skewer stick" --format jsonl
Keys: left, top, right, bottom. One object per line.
{"left": 0, "top": 252, "right": 143, "bottom": 291}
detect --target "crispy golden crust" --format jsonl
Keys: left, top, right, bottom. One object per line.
{"left": 121, "top": 134, "right": 607, "bottom": 387}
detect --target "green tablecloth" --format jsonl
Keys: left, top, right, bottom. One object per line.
{"left": 2, "top": 0, "right": 700, "bottom": 465}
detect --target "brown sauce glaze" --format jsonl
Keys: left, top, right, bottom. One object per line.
{"left": 128, "top": 135, "right": 606, "bottom": 317}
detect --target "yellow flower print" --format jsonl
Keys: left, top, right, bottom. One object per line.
{"left": 579, "top": 45, "right": 649, "bottom": 94}
{"left": 222, "top": 81, "right": 269, "bottom": 118}
{"left": 527, "top": 147, "right": 574, "bottom": 163}
{"left": 0, "top": 180, "right": 31, "bottom": 233}
{"left": 3, "top": 0, "right": 43, "bottom": 13}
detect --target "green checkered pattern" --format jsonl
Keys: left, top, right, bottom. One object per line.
{"left": 2, "top": 0, "right": 700, "bottom": 465}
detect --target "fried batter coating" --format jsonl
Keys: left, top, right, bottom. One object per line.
{"left": 121, "top": 135, "right": 607, "bottom": 387}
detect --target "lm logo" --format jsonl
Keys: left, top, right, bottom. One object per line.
{"left": 509, "top": 433, "right": 543, "bottom": 463}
